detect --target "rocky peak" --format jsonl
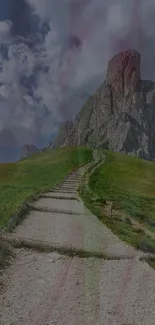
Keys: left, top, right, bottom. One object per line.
{"left": 21, "top": 144, "right": 38, "bottom": 159}
{"left": 53, "top": 50, "right": 155, "bottom": 161}
{"left": 53, "top": 120, "right": 74, "bottom": 146}
{"left": 106, "top": 50, "right": 141, "bottom": 103}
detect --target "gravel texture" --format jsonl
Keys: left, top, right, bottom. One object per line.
{"left": 1, "top": 253, "right": 155, "bottom": 325}
{"left": 1, "top": 162, "right": 155, "bottom": 324}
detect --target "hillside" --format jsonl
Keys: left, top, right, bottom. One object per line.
{"left": 0, "top": 146, "right": 92, "bottom": 229}
{"left": 54, "top": 50, "right": 155, "bottom": 161}
{"left": 80, "top": 150, "right": 155, "bottom": 253}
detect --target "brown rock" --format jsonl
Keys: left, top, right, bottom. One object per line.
{"left": 53, "top": 50, "right": 155, "bottom": 161}
{"left": 107, "top": 50, "right": 141, "bottom": 101}
{"left": 53, "top": 120, "right": 74, "bottom": 147}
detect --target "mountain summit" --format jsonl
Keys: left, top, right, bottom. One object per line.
{"left": 54, "top": 50, "right": 155, "bottom": 161}
{"left": 21, "top": 144, "right": 39, "bottom": 159}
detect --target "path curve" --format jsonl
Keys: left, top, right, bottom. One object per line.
{"left": 1, "top": 155, "right": 155, "bottom": 325}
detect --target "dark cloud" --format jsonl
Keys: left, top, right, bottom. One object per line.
{"left": 0, "top": 0, "right": 155, "bottom": 161}
{"left": 69, "top": 35, "right": 81, "bottom": 49}
{"left": 0, "top": 0, "right": 40, "bottom": 37}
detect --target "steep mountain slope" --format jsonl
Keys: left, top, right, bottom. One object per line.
{"left": 21, "top": 144, "right": 39, "bottom": 159}
{"left": 54, "top": 50, "right": 155, "bottom": 160}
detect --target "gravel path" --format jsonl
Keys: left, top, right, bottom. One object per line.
{"left": 1, "top": 162, "right": 155, "bottom": 324}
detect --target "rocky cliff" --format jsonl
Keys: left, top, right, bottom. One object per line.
{"left": 21, "top": 144, "right": 39, "bottom": 159}
{"left": 54, "top": 121, "right": 74, "bottom": 147}
{"left": 54, "top": 50, "right": 155, "bottom": 160}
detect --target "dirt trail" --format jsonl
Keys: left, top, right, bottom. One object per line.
{"left": 1, "top": 158, "right": 155, "bottom": 324}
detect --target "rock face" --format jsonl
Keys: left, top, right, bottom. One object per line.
{"left": 54, "top": 121, "right": 74, "bottom": 147}
{"left": 46, "top": 142, "right": 56, "bottom": 150}
{"left": 54, "top": 50, "right": 155, "bottom": 160}
{"left": 21, "top": 144, "right": 39, "bottom": 159}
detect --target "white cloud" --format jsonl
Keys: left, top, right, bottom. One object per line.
{"left": 1, "top": 0, "right": 155, "bottom": 151}
{"left": 0, "top": 20, "right": 12, "bottom": 42}
{"left": 106, "top": 4, "right": 130, "bottom": 36}
{"left": 0, "top": 23, "right": 63, "bottom": 146}
{"left": 0, "top": 85, "right": 11, "bottom": 99}
{"left": 26, "top": 0, "right": 52, "bottom": 20}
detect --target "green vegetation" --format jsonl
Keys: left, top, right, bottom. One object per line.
{"left": 0, "top": 238, "right": 14, "bottom": 269}
{"left": 80, "top": 150, "right": 155, "bottom": 253}
{"left": 0, "top": 238, "right": 14, "bottom": 290}
{"left": 89, "top": 150, "right": 155, "bottom": 223}
{"left": 142, "top": 257, "right": 155, "bottom": 270}
{"left": 0, "top": 146, "right": 92, "bottom": 229}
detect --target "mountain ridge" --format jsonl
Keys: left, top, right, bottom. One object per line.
{"left": 21, "top": 144, "right": 39, "bottom": 159}
{"left": 53, "top": 50, "right": 155, "bottom": 161}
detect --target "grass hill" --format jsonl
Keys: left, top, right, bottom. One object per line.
{"left": 80, "top": 150, "right": 155, "bottom": 255}
{"left": 0, "top": 146, "right": 92, "bottom": 230}
{"left": 2, "top": 146, "right": 155, "bottom": 262}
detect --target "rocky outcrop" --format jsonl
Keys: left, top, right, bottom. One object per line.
{"left": 53, "top": 120, "right": 74, "bottom": 147}
{"left": 46, "top": 142, "right": 56, "bottom": 150}
{"left": 54, "top": 50, "right": 155, "bottom": 160}
{"left": 21, "top": 144, "right": 39, "bottom": 159}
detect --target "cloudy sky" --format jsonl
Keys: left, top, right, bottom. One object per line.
{"left": 1, "top": 0, "right": 155, "bottom": 161}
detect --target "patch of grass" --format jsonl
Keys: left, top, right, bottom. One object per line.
{"left": 0, "top": 238, "right": 14, "bottom": 269}
{"left": 0, "top": 238, "right": 14, "bottom": 291}
{"left": 137, "top": 236, "right": 155, "bottom": 253}
{"left": 89, "top": 150, "right": 155, "bottom": 225}
{"left": 80, "top": 150, "right": 155, "bottom": 253}
{"left": 143, "top": 257, "right": 155, "bottom": 270}
{"left": 0, "top": 146, "right": 92, "bottom": 229}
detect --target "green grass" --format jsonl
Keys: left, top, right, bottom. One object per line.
{"left": 0, "top": 238, "right": 14, "bottom": 289}
{"left": 142, "top": 257, "right": 155, "bottom": 270}
{"left": 0, "top": 239, "right": 14, "bottom": 269}
{"left": 0, "top": 146, "right": 92, "bottom": 229}
{"left": 89, "top": 150, "right": 155, "bottom": 225}
{"left": 80, "top": 150, "right": 155, "bottom": 253}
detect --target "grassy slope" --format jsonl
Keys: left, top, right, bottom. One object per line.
{"left": 80, "top": 150, "right": 155, "bottom": 253}
{"left": 90, "top": 150, "right": 155, "bottom": 223}
{"left": 0, "top": 146, "right": 92, "bottom": 229}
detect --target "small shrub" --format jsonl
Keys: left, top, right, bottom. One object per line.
{"left": 138, "top": 237, "right": 155, "bottom": 253}
{"left": 124, "top": 217, "right": 132, "bottom": 225}
{"left": 0, "top": 239, "right": 14, "bottom": 268}
{"left": 135, "top": 212, "right": 147, "bottom": 222}
{"left": 147, "top": 219, "right": 155, "bottom": 228}
{"left": 146, "top": 258, "right": 155, "bottom": 270}
{"left": 133, "top": 228, "right": 145, "bottom": 235}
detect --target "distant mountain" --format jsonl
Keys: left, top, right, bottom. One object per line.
{"left": 21, "top": 144, "right": 39, "bottom": 159}
{"left": 54, "top": 50, "right": 155, "bottom": 161}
